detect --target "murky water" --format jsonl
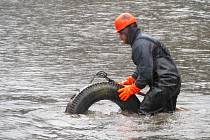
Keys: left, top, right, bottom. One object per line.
{"left": 0, "top": 0, "right": 210, "bottom": 139}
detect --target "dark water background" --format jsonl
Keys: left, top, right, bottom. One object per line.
{"left": 0, "top": 0, "right": 210, "bottom": 139}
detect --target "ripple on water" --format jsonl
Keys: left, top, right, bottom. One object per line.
{"left": 0, "top": 0, "right": 210, "bottom": 139}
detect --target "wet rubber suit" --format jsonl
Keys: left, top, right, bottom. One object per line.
{"left": 127, "top": 26, "right": 181, "bottom": 115}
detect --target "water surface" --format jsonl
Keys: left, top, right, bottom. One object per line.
{"left": 0, "top": 0, "right": 210, "bottom": 139}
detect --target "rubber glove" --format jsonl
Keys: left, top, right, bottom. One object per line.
{"left": 117, "top": 84, "right": 141, "bottom": 101}
{"left": 118, "top": 76, "right": 136, "bottom": 85}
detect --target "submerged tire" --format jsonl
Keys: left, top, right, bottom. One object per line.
{"left": 65, "top": 82, "right": 140, "bottom": 114}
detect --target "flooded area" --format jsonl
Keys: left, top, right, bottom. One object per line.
{"left": 0, "top": 0, "right": 210, "bottom": 139}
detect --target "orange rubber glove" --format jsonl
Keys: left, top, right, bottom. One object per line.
{"left": 117, "top": 84, "right": 141, "bottom": 101}
{"left": 118, "top": 76, "right": 136, "bottom": 85}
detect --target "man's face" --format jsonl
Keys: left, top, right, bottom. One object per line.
{"left": 118, "top": 28, "right": 129, "bottom": 44}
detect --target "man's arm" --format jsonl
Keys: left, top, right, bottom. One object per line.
{"left": 133, "top": 39, "right": 154, "bottom": 89}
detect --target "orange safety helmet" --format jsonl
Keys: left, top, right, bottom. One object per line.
{"left": 114, "top": 13, "right": 137, "bottom": 32}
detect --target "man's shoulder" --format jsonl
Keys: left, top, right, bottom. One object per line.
{"left": 133, "top": 33, "right": 154, "bottom": 47}
{"left": 134, "top": 32, "right": 161, "bottom": 47}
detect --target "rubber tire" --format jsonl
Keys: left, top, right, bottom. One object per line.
{"left": 65, "top": 82, "right": 140, "bottom": 114}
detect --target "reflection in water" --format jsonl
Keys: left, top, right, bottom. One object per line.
{"left": 0, "top": 0, "right": 210, "bottom": 139}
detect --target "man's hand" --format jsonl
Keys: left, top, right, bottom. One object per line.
{"left": 118, "top": 76, "right": 136, "bottom": 85}
{"left": 117, "top": 84, "right": 141, "bottom": 101}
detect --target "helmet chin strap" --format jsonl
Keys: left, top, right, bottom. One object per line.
{"left": 127, "top": 26, "right": 139, "bottom": 45}
{"left": 120, "top": 27, "right": 130, "bottom": 44}
{"left": 122, "top": 26, "right": 132, "bottom": 45}
{"left": 127, "top": 29, "right": 132, "bottom": 45}
{"left": 119, "top": 25, "right": 139, "bottom": 45}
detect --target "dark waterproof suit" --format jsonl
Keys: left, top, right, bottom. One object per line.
{"left": 127, "top": 27, "right": 181, "bottom": 114}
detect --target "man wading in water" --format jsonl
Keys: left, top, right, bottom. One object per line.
{"left": 115, "top": 13, "right": 181, "bottom": 115}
